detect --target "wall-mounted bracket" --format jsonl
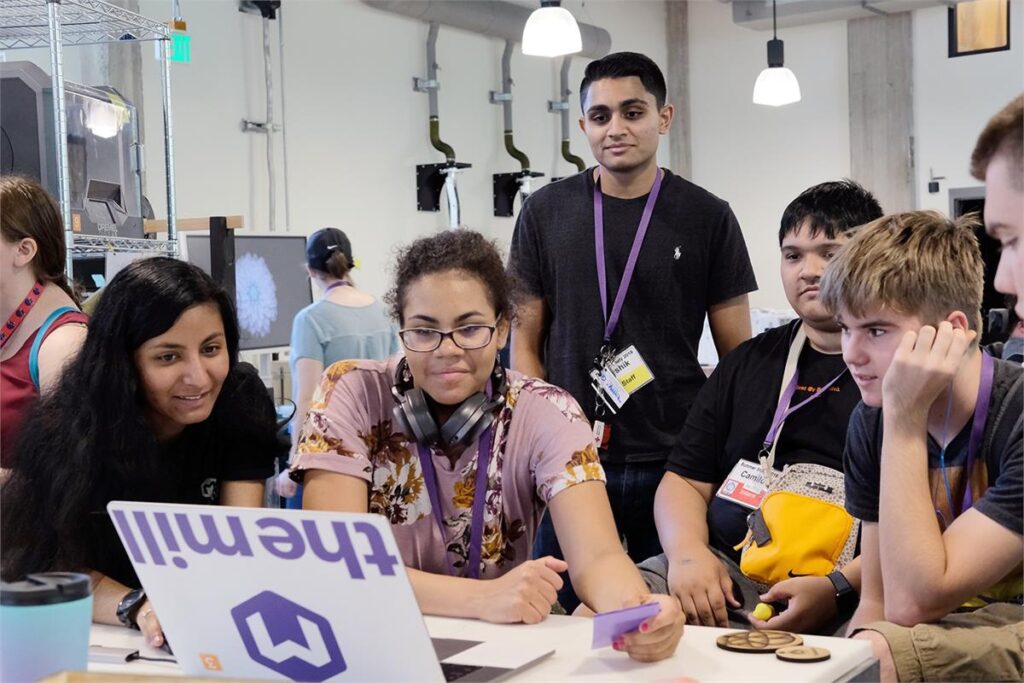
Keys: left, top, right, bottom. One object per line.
{"left": 547, "top": 100, "right": 569, "bottom": 113}
{"left": 489, "top": 90, "right": 513, "bottom": 103}
{"left": 417, "top": 161, "right": 471, "bottom": 212}
{"left": 413, "top": 77, "right": 439, "bottom": 93}
{"left": 493, "top": 170, "right": 544, "bottom": 218}
{"left": 241, "top": 119, "right": 281, "bottom": 133}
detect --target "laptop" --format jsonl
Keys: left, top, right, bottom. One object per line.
{"left": 107, "top": 501, "right": 554, "bottom": 682}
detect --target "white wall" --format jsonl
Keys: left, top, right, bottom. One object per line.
{"left": 686, "top": 0, "right": 1023, "bottom": 311}
{"left": 913, "top": 3, "right": 1024, "bottom": 214}
{"left": 9, "top": 0, "right": 665, "bottom": 301}
{"left": 9, "top": 0, "right": 1020, "bottom": 312}
{"left": 687, "top": 0, "right": 851, "bottom": 310}
{"left": 7, "top": 0, "right": 668, "bottom": 298}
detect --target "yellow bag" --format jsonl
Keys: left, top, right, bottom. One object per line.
{"left": 736, "top": 325, "right": 859, "bottom": 589}
{"left": 736, "top": 464, "right": 858, "bottom": 588}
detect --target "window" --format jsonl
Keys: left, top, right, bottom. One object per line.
{"left": 949, "top": 0, "right": 1010, "bottom": 58}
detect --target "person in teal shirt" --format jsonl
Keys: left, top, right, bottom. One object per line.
{"left": 276, "top": 227, "right": 398, "bottom": 502}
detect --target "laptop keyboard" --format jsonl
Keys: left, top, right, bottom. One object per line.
{"left": 441, "top": 662, "right": 483, "bottom": 681}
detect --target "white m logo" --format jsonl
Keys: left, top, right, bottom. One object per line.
{"left": 245, "top": 612, "right": 332, "bottom": 667}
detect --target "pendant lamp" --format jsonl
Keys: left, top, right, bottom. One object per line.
{"left": 522, "top": 0, "right": 582, "bottom": 58}
{"left": 752, "top": 0, "right": 801, "bottom": 107}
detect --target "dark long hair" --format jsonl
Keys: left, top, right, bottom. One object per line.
{"left": 0, "top": 175, "right": 80, "bottom": 304}
{"left": 1, "top": 257, "right": 240, "bottom": 579}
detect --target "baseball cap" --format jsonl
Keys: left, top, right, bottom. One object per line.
{"left": 306, "top": 227, "right": 354, "bottom": 272}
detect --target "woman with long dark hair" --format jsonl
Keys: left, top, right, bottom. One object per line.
{"left": 292, "top": 230, "right": 683, "bottom": 662}
{"left": 1, "top": 257, "right": 283, "bottom": 649}
{"left": 0, "top": 175, "right": 88, "bottom": 469}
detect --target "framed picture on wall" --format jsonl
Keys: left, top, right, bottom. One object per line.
{"left": 948, "top": 0, "right": 1011, "bottom": 57}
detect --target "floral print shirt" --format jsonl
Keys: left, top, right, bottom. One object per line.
{"left": 291, "top": 357, "right": 605, "bottom": 578}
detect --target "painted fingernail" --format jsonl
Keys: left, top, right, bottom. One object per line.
{"left": 612, "top": 640, "right": 621, "bottom": 651}
{"left": 640, "top": 622, "right": 649, "bottom": 633}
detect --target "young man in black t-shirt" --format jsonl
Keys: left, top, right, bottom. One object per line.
{"left": 509, "top": 52, "right": 757, "bottom": 611}
{"left": 820, "top": 211, "right": 1023, "bottom": 682}
{"left": 638, "top": 181, "right": 883, "bottom": 635}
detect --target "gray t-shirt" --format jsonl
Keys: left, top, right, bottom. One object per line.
{"left": 289, "top": 299, "right": 398, "bottom": 376}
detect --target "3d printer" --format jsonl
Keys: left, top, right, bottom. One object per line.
{"left": 0, "top": 60, "right": 146, "bottom": 239}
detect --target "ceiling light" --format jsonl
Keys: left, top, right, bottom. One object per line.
{"left": 522, "top": 0, "right": 582, "bottom": 58}
{"left": 753, "top": 0, "right": 801, "bottom": 107}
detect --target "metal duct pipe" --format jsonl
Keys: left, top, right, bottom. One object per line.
{"left": 262, "top": 16, "right": 276, "bottom": 231}
{"left": 559, "top": 56, "right": 585, "bottom": 172}
{"left": 426, "top": 21, "right": 440, "bottom": 118}
{"left": 425, "top": 22, "right": 456, "bottom": 161}
{"left": 499, "top": 40, "right": 529, "bottom": 171}
{"left": 363, "top": 0, "right": 611, "bottom": 59}
{"left": 278, "top": 9, "right": 291, "bottom": 230}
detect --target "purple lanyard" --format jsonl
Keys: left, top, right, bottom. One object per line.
{"left": 323, "top": 281, "right": 349, "bottom": 295}
{"left": 962, "top": 352, "right": 995, "bottom": 511}
{"left": 763, "top": 367, "right": 848, "bottom": 451}
{"left": 593, "top": 168, "right": 664, "bottom": 342}
{"left": 415, "top": 426, "right": 494, "bottom": 580}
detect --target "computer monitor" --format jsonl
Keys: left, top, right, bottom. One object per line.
{"left": 71, "top": 256, "right": 107, "bottom": 294}
{"left": 185, "top": 234, "right": 312, "bottom": 351}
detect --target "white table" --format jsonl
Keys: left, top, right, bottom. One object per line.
{"left": 89, "top": 616, "right": 877, "bottom": 682}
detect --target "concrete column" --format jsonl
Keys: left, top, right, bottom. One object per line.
{"left": 665, "top": 0, "right": 692, "bottom": 179}
{"left": 848, "top": 12, "right": 915, "bottom": 213}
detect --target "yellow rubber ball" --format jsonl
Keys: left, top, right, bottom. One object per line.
{"left": 752, "top": 602, "right": 775, "bottom": 621}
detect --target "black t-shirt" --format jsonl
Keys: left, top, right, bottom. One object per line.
{"left": 86, "top": 362, "right": 283, "bottom": 588}
{"left": 666, "top": 321, "right": 861, "bottom": 559}
{"left": 509, "top": 168, "right": 757, "bottom": 463}
{"left": 845, "top": 357, "right": 1023, "bottom": 537}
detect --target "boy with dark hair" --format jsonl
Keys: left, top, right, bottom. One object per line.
{"left": 972, "top": 95, "right": 1023, "bottom": 319}
{"left": 509, "top": 51, "right": 757, "bottom": 610}
{"left": 580, "top": 51, "right": 667, "bottom": 109}
{"left": 639, "top": 180, "right": 882, "bottom": 635}
{"left": 820, "top": 211, "right": 1023, "bottom": 682}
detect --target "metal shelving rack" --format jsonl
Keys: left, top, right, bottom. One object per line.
{"left": 0, "top": 0, "right": 178, "bottom": 275}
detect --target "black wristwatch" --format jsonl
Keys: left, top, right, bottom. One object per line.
{"left": 116, "top": 588, "right": 146, "bottom": 629}
{"left": 827, "top": 570, "right": 858, "bottom": 615}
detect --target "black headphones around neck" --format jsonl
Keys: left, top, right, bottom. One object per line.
{"left": 391, "top": 357, "right": 508, "bottom": 449}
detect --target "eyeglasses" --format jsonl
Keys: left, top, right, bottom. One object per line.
{"left": 398, "top": 323, "right": 498, "bottom": 353}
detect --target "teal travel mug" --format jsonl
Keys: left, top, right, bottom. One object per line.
{"left": 0, "top": 573, "right": 93, "bottom": 682}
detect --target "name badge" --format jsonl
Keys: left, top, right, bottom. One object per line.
{"left": 715, "top": 459, "right": 768, "bottom": 510}
{"left": 592, "top": 420, "right": 611, "bottom": 449}
{"left": 608, "top": 345, "right": 654, "bottom": 395}
{"left": 591, "top": 367, "right": 629, "bottom": 408}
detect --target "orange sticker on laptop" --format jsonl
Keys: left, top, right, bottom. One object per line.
{"left": 199, "top": 653, "right": 223, "bottom": 671}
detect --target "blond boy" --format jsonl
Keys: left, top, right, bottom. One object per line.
{"left": 820, "top": 211, "right": 1023, "bottom": 682}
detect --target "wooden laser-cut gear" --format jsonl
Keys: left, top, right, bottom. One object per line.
{"left": 715, "top": 630, "right": 803, "bottom": 653}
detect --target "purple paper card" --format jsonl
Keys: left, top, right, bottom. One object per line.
{"left": 591, "top": 602, "right": 662, "bottom": 649}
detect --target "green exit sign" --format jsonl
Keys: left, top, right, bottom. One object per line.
{"left": 168, "top": 32, "right": 191, "bottom": 64}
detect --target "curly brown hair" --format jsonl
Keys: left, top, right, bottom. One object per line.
{"left": 385, "top": 230, "right": 518, "bottom": 324}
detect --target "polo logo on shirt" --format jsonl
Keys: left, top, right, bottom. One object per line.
{"left": 232, "top": 590, "right": 347, "bottom": 680}
{"left": 200, "top": 478, "right": 218, "bottom": 501}
{"left": 673, "top": 246, "right": 682, "bottom": 261}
